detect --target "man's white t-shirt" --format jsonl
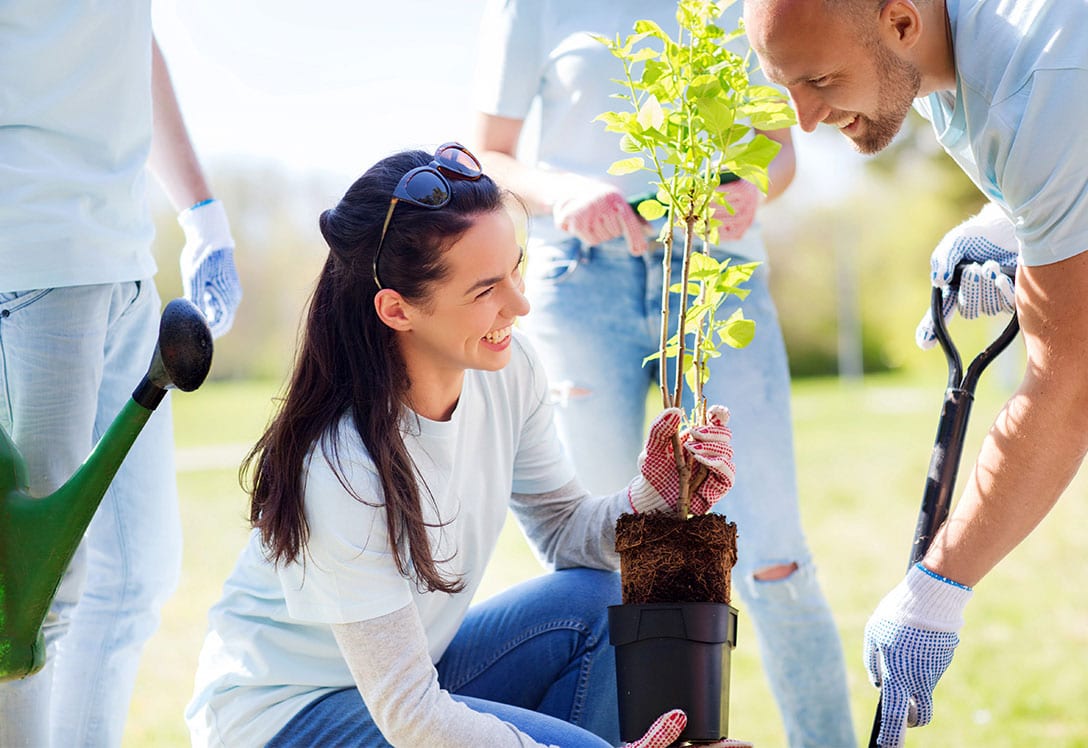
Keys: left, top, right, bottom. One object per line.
{"left": 914, "top": 0, "right": 1088, "bottom": 266}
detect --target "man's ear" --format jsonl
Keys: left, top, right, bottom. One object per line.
{"left": 881, "top": 0, "right": 923, "bottom": 48}
{"left": 374, "top": 288, "right": 414, "bottom": 332}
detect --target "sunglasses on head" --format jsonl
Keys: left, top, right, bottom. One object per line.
{"left": 372, "top": 142, "right": 483, "bottom": 290}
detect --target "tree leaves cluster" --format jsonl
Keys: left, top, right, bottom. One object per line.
{"left": 595, "top": 0, "right": 796, "bottom": 514}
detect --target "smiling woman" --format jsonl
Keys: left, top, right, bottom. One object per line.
{"left": 182, "top": 144, "right": 739, "bottom": 747}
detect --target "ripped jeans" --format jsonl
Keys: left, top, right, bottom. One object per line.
{"left": 519, "top": 235, "right": 856, "bottom": 747}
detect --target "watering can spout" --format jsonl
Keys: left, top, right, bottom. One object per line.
{"left": 0, "top": 298, "right": 212, "bottom": 681}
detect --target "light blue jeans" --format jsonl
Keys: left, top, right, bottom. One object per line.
{"left": 520, "top": 236, "right": 856, "bottom": 747}
{"left": 267, "top": 568, "right": 620, "bottom": 747}
{"left": 0, "top": 282, "right": 181, "bottom": 747}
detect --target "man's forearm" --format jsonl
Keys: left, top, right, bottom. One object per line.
{"left": 925, "top": 254, "right": 1088, "bottom": 586}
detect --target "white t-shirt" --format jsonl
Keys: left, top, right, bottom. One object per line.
{"left": 913, "top": 0, "right": 1088, "bottom": 266}
{"left": 473, "top": 0, "right": 774, "bottom": 261}
{"left": 186, "top": 335, "right": 579, "bottom": 747}
{"left": 0, "top": 0, "right": 158, "bottom": 291}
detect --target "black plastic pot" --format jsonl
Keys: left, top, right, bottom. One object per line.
{"left": 609, "top": 602, "right": 738, "bottom": 744}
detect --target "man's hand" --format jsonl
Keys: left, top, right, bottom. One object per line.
{"left": 178, "top": 199, "right": 242, "bottom": 338}
{"left": 552, "top": 177, "right": 649, "bottom": 256}
{"left": 915, "top": 202, "right": 1018, "bottom": 350}
{"left": 627, "top": 406, "right": 736, "bottom": 516}
{"left": 864, "top": 564, "right": 973, "bottom": 747}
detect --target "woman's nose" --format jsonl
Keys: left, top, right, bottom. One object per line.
{"left": 506, "top": 277, "right": 531, "bottom": 317}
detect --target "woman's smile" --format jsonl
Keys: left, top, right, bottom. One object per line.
{"left": 482, "top": 325, "right": 513, "bottom": 349}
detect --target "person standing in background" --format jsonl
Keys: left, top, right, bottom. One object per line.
{"left": 471, "top": 1, "right": 856, "bottom": 745}
{"left": 0, "top": 2, "right": 241, "bottom": 745}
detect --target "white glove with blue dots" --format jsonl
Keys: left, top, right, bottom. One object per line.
{"left": 864, "top": 563, "right": 973, "bottom": 747}
{"left": 915, "top": 202, "right": 1019, "bottom": 350}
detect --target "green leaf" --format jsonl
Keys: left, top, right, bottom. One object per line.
{"left": 722, "top": 261, "right": 759, "bottom": 285}
{"left": 668, "top": 280, "right": 702, "bottom": 296}
{"left": 633, "top": 19, "right": 669, "bottom": 40}
{"left": 701, "top": 97, "right": 736, "bottom": 135}
{"left": 620, "top": 133, "right": 644, "bottom": 153}
{"left": 619, "top": 30, "right": 657, "bottom": 56}
{"left": 684, "top": 363, "right": 700, "bottom": 393}
{"left": 680, "top": 352, "right": 695, "bottom": 373}
{"left": 628, "top": 46, "right": 661, "bottom": 64}
{"left": 637, "top": 95, "right": 666, "bottom": 132}
{"left": 687, "top": 257, "right": 725, "bottom": 283}
{"left": 636, "top": 199, "right": 667, "bottom": 221}
{"left": 607, "top": 156, "right": 645, "bottom": 176}
{"left": 687, "top": 73, "right": 721, "bottom": 99}
{"left": 643, "top": 59, "right": 668, "bottom": 86}
{"left": 684, "top": 301, "right": 716, "bottom": 326}
{"left": 717, "top": 311, "right": 756, "bottom": 349}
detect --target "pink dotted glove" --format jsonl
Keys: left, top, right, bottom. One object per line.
{"left": 623, "top": 709, "right": 686, "bottom": 748}
{"left": 622, "top": 709, "right": 752, "bottom": 748}
{"left": 915, "top": 202, "right": 1019, "bottom": 350}
{"left": 710, "top": 179, "right": 761, "bottom": 241}
{"left": 628, "top": 406, "right": 736, "bottom": 516}
{"left": 552, "top": 177, "right": 649, "bottom": 255}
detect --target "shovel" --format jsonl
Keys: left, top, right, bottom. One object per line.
{"left": 868, "top": 262, "right": 1020, "bottom": 746}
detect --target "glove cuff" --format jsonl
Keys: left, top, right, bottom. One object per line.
{"left": 626, "top": 476, "right": 670, "bottom": 515}
{"left": 178, "top": 198, "right": 234, "bottom": 252}
{"left": 973, "top": 201, "right": 1014, "bottom": 233}
{"left": 891, "top": 563, "right": 973, "bottom": 632}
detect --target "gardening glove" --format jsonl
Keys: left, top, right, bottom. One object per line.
{"left": 627, "top": 405, "right": 736, "bottom": 516}
{"left": 552, "top": 176, "right": 649, "bottom": 256}
{"left": 864, "top": 563, "right": 973, "bottom": 747}
{"left": 179, "top": 199, "right": 242, "bottom": 339}
{"left": 710, "top": 178, "right": 761, "bottom": 241}
{"left": 915, "top": 202, "right": 1018, "bottom": 350}
{"left": 622, "top": 709, "right": 687, "bottom": 748}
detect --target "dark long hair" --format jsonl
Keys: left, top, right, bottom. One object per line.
{"left": 244, "top": 149, "right": 505, "bottom": 594}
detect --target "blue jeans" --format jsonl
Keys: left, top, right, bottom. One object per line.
{"left": 519, "top": 236, "right": 856, "bottom": 747}
{"left": 0, "top": 282, "right": 180, "bottom": 747}
{"left": 268, "top": 569, "right": 620, "bottom": 747}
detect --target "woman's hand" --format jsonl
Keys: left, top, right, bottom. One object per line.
{"left": 627, "top": 406, "right": 736, "bottom": 515}
{"left": 622, "top": 709, "right": 752, "bottom": 747}
{"left": 623, "top": 709, "right": 686, "bottom": 748}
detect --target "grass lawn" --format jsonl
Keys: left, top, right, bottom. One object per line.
{"left": 123, "top": 363, "right": 1088, "bottom": 747}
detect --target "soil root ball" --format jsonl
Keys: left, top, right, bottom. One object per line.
{"left": 615, "top": 512, "right": 737, "bottom": 604}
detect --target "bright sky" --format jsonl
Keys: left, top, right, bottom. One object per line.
{"left": 153, "top": 1, "right": 494, "bottom": 181}
{"left": 152, "top": 0, "right": 865, "bottom": 195}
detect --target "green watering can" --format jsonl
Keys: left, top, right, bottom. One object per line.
{"left": 0, "top": 298, "right": 213, "bottom": 682}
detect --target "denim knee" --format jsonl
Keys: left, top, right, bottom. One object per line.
{"left": 736, "top": 561, "right": 828, "bottom": 615}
